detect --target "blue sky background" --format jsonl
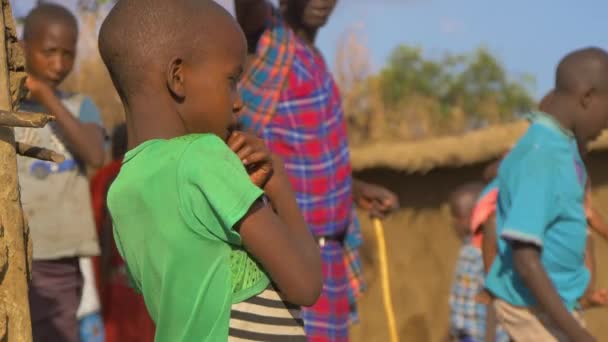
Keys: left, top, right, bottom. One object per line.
{"left": 14, "top": 0, "right": 608, "bottom": 100}
{"left": 316, "top": 0, "right": 608, "bottom": 99}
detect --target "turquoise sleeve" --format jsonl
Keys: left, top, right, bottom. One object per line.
{"left": 500, "top": 153, "right": 556, "bottom": 247}
{"left": 179, "top": 135, "right": 264, "bottom": 246}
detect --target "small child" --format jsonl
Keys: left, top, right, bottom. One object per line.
{"left": 98, "top": 0, "right": 322, "bottom": 340}
{"left": 448, "top": 183, "right": 508, "bottom": 342}
{"left": 485, "top": 48, "right": 608, "bottom": 342}
{"left": 17, "top": 4, "right": 105, "bottom": 342}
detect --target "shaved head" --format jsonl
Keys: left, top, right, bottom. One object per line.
{"left": 555, "top": 47, "right": 608, "bottom": 95}
{"left": 23, "top": 3, "right": 78, "bottom": 42}
{"left": 99, "top": 0, "right": 240, "bottom": 102}
{"left": 546, "top": 47, "right": 608, "bottom": 145}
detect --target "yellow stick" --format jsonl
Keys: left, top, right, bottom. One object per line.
{"left": 373, "top": 218, "right": 399, "bottom": 342}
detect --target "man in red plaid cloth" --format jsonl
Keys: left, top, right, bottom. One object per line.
{"left": 236, "top": 1, "right": 399, "bottom": 340}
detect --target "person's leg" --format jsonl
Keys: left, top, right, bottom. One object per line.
{"left": 301, "top": 243, "right": 350, "bottom": 342}
{"left": 29, "top": 258, "right": 83, "bottom": 342}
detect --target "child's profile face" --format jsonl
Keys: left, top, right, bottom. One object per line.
{"left": 179, "top": 19, "right": 246, "bottom": 141}
{"left": 576, "top": 91, "right": 608, "bottom": 144}
{"left": 24, "top": 21, "right": 77, "bottom": 88}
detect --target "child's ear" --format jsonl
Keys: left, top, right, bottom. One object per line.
{"left": 581, "top": 87, "right": 595, "bottom": 110}
{"left": 166, "top": 57, "right": 185, "bottom": 99}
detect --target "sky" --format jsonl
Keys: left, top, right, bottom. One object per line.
{"left": 13, "top": 0, "right": 608, "bottom": 100}
{"left": 316, "top": 0, "right": 608, "bottom": 99}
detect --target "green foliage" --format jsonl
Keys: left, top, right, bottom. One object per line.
{"left": 342, "top": 45, "right": 537, "bottom": 144}
{"left": 378, "top": 45, "right": 535, "bottom": 124}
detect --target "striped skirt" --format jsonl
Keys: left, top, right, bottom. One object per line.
{"left": 229, "top": 286, "right": 306, "bottom": 341}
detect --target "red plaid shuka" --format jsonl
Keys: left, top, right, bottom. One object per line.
{"left": 239, "top": 7, "right": 363, "bottom": 341}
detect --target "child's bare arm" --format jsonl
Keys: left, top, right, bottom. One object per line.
{"left": 484, "top": 304, "right": 498, "bottom": 342}
{"left": 26, "top": 77, "right": 105, "bottom": 167}
{"left": 512, "top": 242, "right": 595, "bottom": 342}
{"left": 587, "top": 207, "right": 608, "bottom": 240}
{"left": 229, "top": 132, "right": 322, "bottom": 306}
{"left": 238, "top": 167, "right": 322, "bottom": 306}
{"left": 579, "top": 237, "right": 608, "bottom": 309}
{"left": 585, "top": 235, "right": 596, "bottom": 294}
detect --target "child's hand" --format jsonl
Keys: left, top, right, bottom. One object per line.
{"left": 25, "top": 76, "right": 54, "bottom": 103}
{"left": 474, "top": 289, "right": 493, "bottom": 305}
{"left": 227, "top": 131, "right": 273, "bottom": 188}
{"left": 587, "top": 288, "right": 608, "bottom": 307}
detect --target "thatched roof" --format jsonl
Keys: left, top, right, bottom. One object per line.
{"left": 350, "top": 120, "right": 608, "bottom": 173}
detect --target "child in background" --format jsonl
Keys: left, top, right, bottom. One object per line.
{"left": 98, "top": 0, "right": 322, "bottom": 340}
{"left": 448, "top": 183, "right": 509, "bottom": 342}
{"left": 90, "top": 123, "right": 156, "bottom": 342}
{"left": 485, "top": 48, "right": 608, "bottom": 342}
{"left": 17, "top": 4, "right": 105, "bottom": 341}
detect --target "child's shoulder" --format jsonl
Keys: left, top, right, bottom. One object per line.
{"left": 175, "top": 133, "right": 238, "bottom": 173}
{"left": 177, "top": 133, "right": 230, "bottom": 157}
{"left": 506, "top": 135, "right": 562, "bottom": 170}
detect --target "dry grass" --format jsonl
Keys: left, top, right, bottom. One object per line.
{"left": 350, "top": 121, "right": 608, "bottom": 173}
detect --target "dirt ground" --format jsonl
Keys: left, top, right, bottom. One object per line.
{"left": 350, "top": 154, "right": 608, "bottom": 341}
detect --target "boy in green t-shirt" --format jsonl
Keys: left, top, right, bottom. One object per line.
{"left": 98, "top": 0, "right": 322, "bottom": 340}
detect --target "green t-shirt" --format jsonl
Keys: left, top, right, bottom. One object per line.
{"left": 107, "top": 134, "right": 270, "bottom": 341}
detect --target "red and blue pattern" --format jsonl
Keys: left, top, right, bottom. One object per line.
{"left": 302, "top": 241, "right": 350, "bottom": 342}
{"left": 239, "top": 9, "right": 361, "bottom": 341}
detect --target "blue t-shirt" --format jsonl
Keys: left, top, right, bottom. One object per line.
{"left": 485, "top": 112, "right": 590, "bottom": 311}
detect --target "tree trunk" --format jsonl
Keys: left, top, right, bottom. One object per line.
{"left": 0, "top": 0, "right": 33, "bottom": 341}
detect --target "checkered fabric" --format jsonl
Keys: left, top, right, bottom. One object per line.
{"left": 450, "top": 244, "right": 509, "bottom": 341}
{"left": 238, "top": 8, "right": 363, "bottom": 340}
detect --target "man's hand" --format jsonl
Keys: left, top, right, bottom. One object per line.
{"left": 227, "top": 131, "right": 274, "bottom": 188}
{"left": 353, "top": 179, "right": 399, "bottom": 219}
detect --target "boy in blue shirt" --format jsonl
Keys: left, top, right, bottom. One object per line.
{"left": 485, "top": 47, "right": 608, "bottom": 342}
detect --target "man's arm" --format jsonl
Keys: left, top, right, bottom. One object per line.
{"left": 512, "top": 242, "right": 594, "bottom": 342}
{"left": 27, "top": 77, "right": 105, "bottom": 167}
{"left": 235, "top": 0, "right": 269, "bottom": 55}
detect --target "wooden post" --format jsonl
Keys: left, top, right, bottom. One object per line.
{"left": 0, "top": 0, "right": 33, "bottom": 341}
